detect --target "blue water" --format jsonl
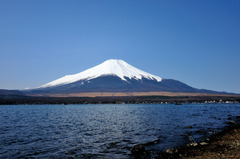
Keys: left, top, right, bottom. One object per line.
{"left": 0, "top": 103, "right": 239, "bottom": 158}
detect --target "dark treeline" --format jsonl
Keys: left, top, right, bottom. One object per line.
{"left": 0, "top": 95, "right": 240, "bottom": 105}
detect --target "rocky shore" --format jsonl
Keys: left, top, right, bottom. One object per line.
{"left": 157, "top": 118, "right": 240, "bottom": 159}
{"left": 180, "top": 128, "right": 240, "bottom": 158}
{"left": 131, "top": 116, "right": 240, "bottom": 159}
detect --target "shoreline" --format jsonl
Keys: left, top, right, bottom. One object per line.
{"left": 0, "top": 95, "right": 240, "bottom": 105}
{"left": 156, "top": 118, "right": 240, "bottom": 158}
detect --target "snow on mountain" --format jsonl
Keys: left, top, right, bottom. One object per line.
{"left": 40, "top": 59, "right": 162, "bottom": 88}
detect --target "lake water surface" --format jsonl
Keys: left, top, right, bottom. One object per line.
{"left": 0, "top": 103, "right": 239, "bottom": 158}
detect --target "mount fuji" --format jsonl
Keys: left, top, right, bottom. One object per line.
{"left": 40, "top": 59, "right": 163, "bottom": 88}
{"left": 25, "top": 59, "right": 222, "bottom": 97}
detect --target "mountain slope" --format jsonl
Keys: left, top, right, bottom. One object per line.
{"left": 24, "top": 59, "right": 229, "bottom": 96}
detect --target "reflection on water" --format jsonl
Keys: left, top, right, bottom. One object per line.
{"left": 0, "top": 104, "right": 239, "bottom": 158}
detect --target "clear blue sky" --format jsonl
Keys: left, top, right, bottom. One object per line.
{"left": 0, "top": 0, "right": 240, "bottom": 93}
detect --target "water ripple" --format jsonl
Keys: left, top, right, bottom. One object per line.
{"left": 0, "top": 103, "right": 239, "bottom": 158}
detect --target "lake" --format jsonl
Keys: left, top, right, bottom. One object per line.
{"left": 0, "top": 103, "right": 239, "bottom": 158}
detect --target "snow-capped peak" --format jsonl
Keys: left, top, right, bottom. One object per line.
{"left": 40, "top": 59, "right": 162, "bottom": 88}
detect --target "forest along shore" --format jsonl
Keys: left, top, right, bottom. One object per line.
{"left": 0, "top": 95, "right": 240, "bottom": 105}
{"left": 156, "top": 116, "right": 240, "bottom": 159}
